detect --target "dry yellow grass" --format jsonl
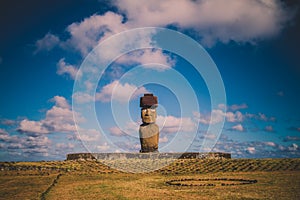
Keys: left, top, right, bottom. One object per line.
{"left": 45, "top": 171, "right": 300, "bottom": 200}
{"left": 0, "top": 172, "right": 58, "bottom": 200}
{"left": 0, "top": 158, "right": 300, "bottom": 199}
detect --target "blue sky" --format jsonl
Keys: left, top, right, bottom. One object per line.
{"left": 0, "top": 0, "right": 300, "bottom": 161}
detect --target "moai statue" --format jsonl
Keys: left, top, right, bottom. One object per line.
{"left": 139, "top": 94, "right": 159, "bottom": 153}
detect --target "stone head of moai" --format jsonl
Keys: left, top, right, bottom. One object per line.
{"left": 140, "top": 93, "right": 158, "bottom": 124}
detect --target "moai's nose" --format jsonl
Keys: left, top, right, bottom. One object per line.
{"left": 145, "top": 109, "right": 150, "bottom": 115}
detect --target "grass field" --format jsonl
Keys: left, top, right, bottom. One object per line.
{"left": 0, "top": 158, "right": 300, "bottom": 199}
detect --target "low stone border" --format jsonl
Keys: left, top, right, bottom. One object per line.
{"left": 66, "top": 152, "right": 231, "bottom": 160}
{"left": 40, "top": 173, "right": 62, "bottom": 200}
{"left": 166, "top": 178, "right": 257, "bottom": 186}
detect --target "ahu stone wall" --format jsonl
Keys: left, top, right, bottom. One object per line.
{"left": 66, "top": 152, "right": 231, "bottom": 161}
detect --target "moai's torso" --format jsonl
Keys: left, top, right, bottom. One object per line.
{"left": 139, "top": 123, "right": 159, "bottom": 152}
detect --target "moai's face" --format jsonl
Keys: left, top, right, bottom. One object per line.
{"left": 141, "top": 108, "right": 157, "bottom": 123}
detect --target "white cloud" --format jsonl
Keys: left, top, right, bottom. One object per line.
{"left": 56, "top": 143, "right": 75, "bottom": 149}
{"left": 19, "top": 120, "right": 49, "bottom": 134}
{"left": 109, "top": 120, "right": 140, "bottom": 137}
{"left": 63, "top": 12, "right": 175, "bottom": 69}
{"left": 43, "top": 106, "right": 77, "bottom": 133}
{"left": 64, "top": 12, "right": 127, "bottom": 56}
{"left": 288, "top": 143, "right": 298, "bottom": 151}
{"left": 0, "top": 119, "right": 16, "bottom": 126}
{"left": 34, "top": 0, "right": 293, "bottom": 86}
{"left": 230, "top": 124, "right": 244, "bottom": 132}
{"left": 38, "top": 1, "right": 292, "bottom": 56}
{"left": 264, "top": 125, "right": 275, "bottom": 132}
{"left": 109, "top": 126, "right": 125, "bottom": 136}
{"left": 226, "top": 111, "right": 243, "bottom": 122}
{"left": 54, "top": 142, "right": 76, "bottom": 155}
{"left": 283, "top": 136, "right": 300, "bottom": 142}
{"left": 0, "top": 129, "right": 19, "bottom": 143}
{"left": 18, "top": 96, "right": 79, "bottom": 134}
{"left": 194, "top": 109, "right": 243, "bottom": 125}
{"left": 0, "top": 128, "right": 8, "bottom": 135}
{"left": 217, "top": 104, "right": 227, "bottom": 110}
{"left": 245, "top": 112, "right": 276, "bottom": 122}
{"left": 116, "top": 49, "right": 175, "bottom": 71}
{"left": 72, "top": 92, "right": 94, "bottom": 104}
{"left": 84, "top": 80, "right": 94, "bottom": 91}
{"left": 97, "top": 142, "right": 110, "bottom": 151}
{"left": 24, "top": 136, "right": 51, "bottom": 149}
{"left": 194, "top": 109, "right": 225, "bottom": 125}
{"left": 159, "top": 136, "right": 168, "bottom": 143}
{"left": 259, "top": 113, "right": 268, "bottom": 121}
{"left": 278, "top": 145, "right": 286, "bottom": 151}
{"left": 264, "top": 141, "right": 276, "bottom": 147}
{"left": 246, "top": 146, "right": 256, "bottom": 154}
{"left": 212, "top": 137, "right": 300, "bottom": 158}
{"left": 157, "top": 115, "right": 196, "bottom": 133}
{"left": 50, "top": 95, "right": 70, "bottom": 109}
{"left": 56, "top": 58, "right": 79, "bottom": 80}
{"left": 96, "top": 80, "right": 149, "bottom": 103}
{"left": 1, "top": 121, "right": 87, "bottom": 159}
{"left": 14, "top": 135, "right": 52, "bottom": 157}
{"left": 34, "top": 33, "right": 60, "bottom": 53}
{"left": 203, "top": 133, "right": 218, "bottom": 141}
{"left": 1, "top": 134, "right": 52, "bottom": 157}
{"left": 0, "top": 130, "right": 19, "bottom": 143}
{"left": 72, "top": 128, "right": 101, "bottom": 142}
{"left": 124, "top": 121, "right": 140, "bottom": 134}
{"left": 114, "top": 0, "right": 291, "bottom": 46}
{"left": 258, "top": 113, "right": 276, "bottom": 122}
{"left": 219, "top": 103, "right": 248, "bottom": 111}
{"left": 35, "top": 9, "right": 177, "bottom": 75}
{"left": 103, "top": 65, "right": 125, "bottom": 80}
{"left": 229, "top": 103, "right": 248, "bottom": 111}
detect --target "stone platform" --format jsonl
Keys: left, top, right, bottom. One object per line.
{"left": 66, "top": 152, "right": 231, "bottom": 160}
